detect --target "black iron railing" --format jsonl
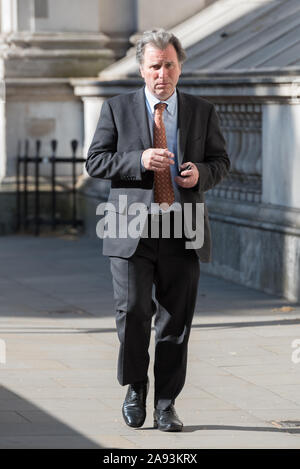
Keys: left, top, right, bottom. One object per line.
{"left": 16, "top": 139, "right": 86, "bottom": 235}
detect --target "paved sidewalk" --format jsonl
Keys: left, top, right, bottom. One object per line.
{"left": 0, "top": 233, "right": 300, "bottom": 448}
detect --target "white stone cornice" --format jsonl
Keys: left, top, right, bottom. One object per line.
{"left": 0, "top": 31, "right": 116, "bottom": 78}
{"left": 71, "top": 78, "right": 143, "bottom": 98}
{"left": 5, "top": 78, "right": 80, "bottom": 102}
{"left": 2, "top": 31, "right": 111, "bottom": 47}
{"left": 3, "top": 48, "right": 115, "bottom": 60}
{"left": 71, "top": 74, "right": 300, "bottom": 104}
{"left": 178, "top": 75, "right": 300, "bottom": 103}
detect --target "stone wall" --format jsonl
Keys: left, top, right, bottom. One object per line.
{"left": 71, "top": 74, "right": 300, "bottom": 302}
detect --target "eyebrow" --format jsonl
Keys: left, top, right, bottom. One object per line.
{"left": 149, "top": 61, "right": 175, "bottom": 66}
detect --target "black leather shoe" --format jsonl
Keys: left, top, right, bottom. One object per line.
{"left": 122, "top": 379, "right": 149, "bottom": 428}
{"left": 153, "top": 405, "right": 183, "bottom": 432}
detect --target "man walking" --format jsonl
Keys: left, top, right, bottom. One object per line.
{"left": 86, "top": 29, "right": 230, "bottom": 432}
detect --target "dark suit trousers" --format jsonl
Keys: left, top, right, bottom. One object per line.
{"left": 109, "top": 213, "right": 200, "bottom": 410}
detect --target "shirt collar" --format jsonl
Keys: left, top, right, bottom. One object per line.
{"left": 144, "top": 86, "right": 177, "bottom": 116}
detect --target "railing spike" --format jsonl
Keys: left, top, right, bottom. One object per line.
{"left": 51, "top": 139, "right": 57, "bottom": 155}
{"left": 71, "top": 139, "right": 78, "bottom": 157}
{"left": 36, "top": 139, "right": 41, "bottom": 157}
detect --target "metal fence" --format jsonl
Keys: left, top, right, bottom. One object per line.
{"left": 16, "top": 139, "right": 85, "bottom": 235}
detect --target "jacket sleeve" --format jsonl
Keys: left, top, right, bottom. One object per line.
{"left": 193, "top": 104, "right": 230, "bottom": 192}
{"left": 85, "top": 100, "right": 143, "bottom": 181}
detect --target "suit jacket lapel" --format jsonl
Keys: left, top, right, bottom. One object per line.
{"left": 177, "top": 89, "right": 192, "bottom": 166}
{"left": 133, "top": 87, "right": 152, "bottom": 149}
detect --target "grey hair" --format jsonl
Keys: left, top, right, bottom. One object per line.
{"left": 136, "top": 28, "right": 186, "bottom": 65}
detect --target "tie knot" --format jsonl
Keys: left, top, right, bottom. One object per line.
{"left": 155, "top": 102, "right": 167, "bottom": 113}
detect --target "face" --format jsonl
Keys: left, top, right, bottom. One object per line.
{"left": 140, "top": 43, "right": 182, "bottom": 100}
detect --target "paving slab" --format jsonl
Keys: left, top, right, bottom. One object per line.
{"left": 0, "top": 234, "right": 300, "bottom": 448}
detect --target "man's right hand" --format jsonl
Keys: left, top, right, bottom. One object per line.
{"left": 142, "top": 148, "right": 174, "bottom": 172}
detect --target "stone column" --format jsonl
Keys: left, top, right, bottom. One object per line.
{"left": 262, "top": 103, "right": 300, "bottom": 210}
{"left": 82, "top": 97, "right": 105, "bottom": 160}
{"left": 1, "top": 0, "right": 16, "bottom": 33}
{"left": 0, "top": 83, "right": 5, "bottom": 181}
{"left": 75, "top": 93, "right": 110, "bottom": 235}
{"left": 1, "top": 0, "right": 33, "bottom": 33}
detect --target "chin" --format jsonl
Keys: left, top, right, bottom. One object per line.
{"left": 155, "top": 89, "right": 172, "bottom": 100}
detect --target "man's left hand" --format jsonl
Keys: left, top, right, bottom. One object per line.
{"left": 175, "top": 162, "right": 199, "bottom": 188}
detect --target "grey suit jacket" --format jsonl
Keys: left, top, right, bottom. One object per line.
{"left": 86, "top": 87, "right": 230, "bottom": 262}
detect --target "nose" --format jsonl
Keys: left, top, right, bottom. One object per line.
{"left": 158, "top": 65, "right": 167, "bottom": 79}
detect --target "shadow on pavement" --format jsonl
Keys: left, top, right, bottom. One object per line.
{"left": 181, "top": 424, "right": 300, "bottom": 434}
{"left": 1, "top": 317, "right": 300, "bottom": 336}
{"left": 140, "top": 424, "right": 300, "bottom": 434}
{"left": 0, "top": 385, "right": 101, "bottom": 449}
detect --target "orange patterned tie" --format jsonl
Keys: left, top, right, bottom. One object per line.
{"left": 153, "top": 102, "right": 175, "bottom": 207}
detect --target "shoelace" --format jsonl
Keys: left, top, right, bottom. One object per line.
{"left": 128, "top": 386, "right": 144, "bottom": 403}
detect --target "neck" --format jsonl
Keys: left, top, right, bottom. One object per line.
{"left": 145, "top": 86, "right": 176, "bottom": 102}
